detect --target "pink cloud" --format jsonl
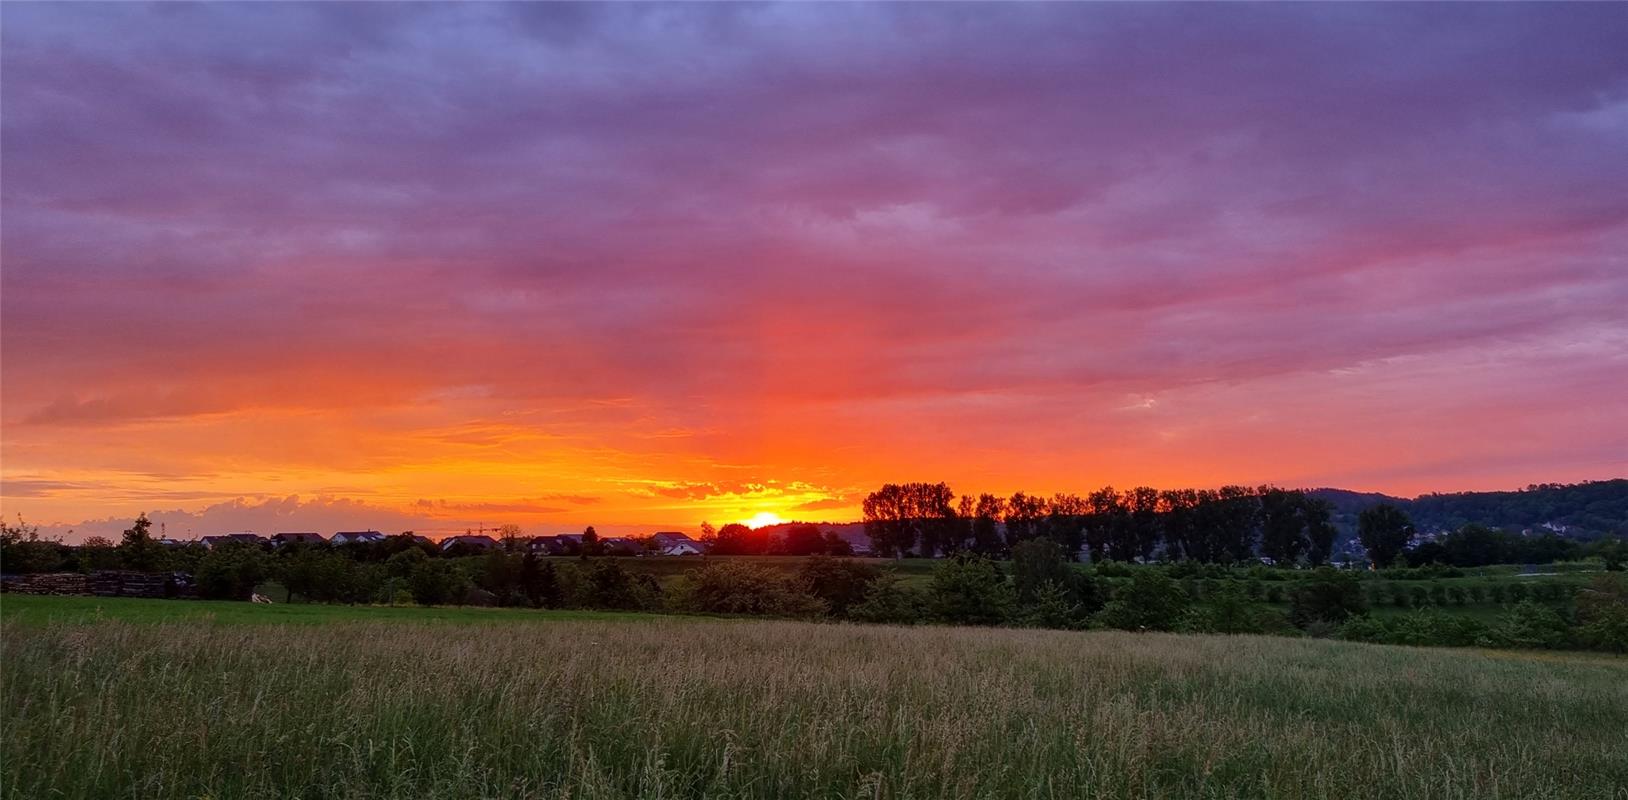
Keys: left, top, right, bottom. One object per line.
{"left": 2, "top": 4, "right": 1625, "bottom": 532}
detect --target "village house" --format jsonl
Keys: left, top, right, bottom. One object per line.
{"left": 330, "top": 531, "right": 386, "bottom": 546}
{"left": 527, "top": 535, "right": 568, "bottom": 555}
{"left": 270, "top": 532, "right": 326, "bottom": 547}
{"left": 600, "top": 536, "right": 640, "bottom": 556}
{"left": 648, "top": 532, "right": 704, "bottom": 556}
{"left": 440, "top": 534, "right": 498, "bottom": 552}
{"left": 199, "top": 533, "right": 267, "bottom": 549}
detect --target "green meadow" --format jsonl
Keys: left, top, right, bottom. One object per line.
{"left": 3, "top": 596, "right": 1625, "bottom": 799}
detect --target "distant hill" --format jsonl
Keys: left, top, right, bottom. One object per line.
{"left": 1310, "top": 479, "right": 1627, "bottom": 540}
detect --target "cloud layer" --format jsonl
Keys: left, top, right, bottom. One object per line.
{"left": 3, "top": 4, "right": 1626, "bottom": 539}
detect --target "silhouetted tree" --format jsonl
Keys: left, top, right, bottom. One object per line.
{"left": 1159, "top": 489, "right": 1200, "bottom": 561}
{"left": 119, "top": 513, "right": 165, "bottom": 572}
{"left": 1046, "top": 493, "right": 1088, "bottom": 557}
{"left": 1086, "top": 487, "right": 1129, "bottom": 561}
{"left": 1259, "top": 488, "right": 1309, "bottom": 566}
{"left": 781, "top": 523, "right": 826, "bottom": 556}
{"left": 1125, "top": 487, "right": 1162, "bottom": 561}
{"left": 1003, "top": 492, "right": 1047, "bottom": 548}
{"left": 1302, "top": 497, "right": 1337, "bottom": 566}
{"left": 520, "top": 553, "right": 562, "bottom": 608}
{"left": 1215, "top": 486, "right": 1261, "bottom": 562}
{"left": 710, "top": 522, "right": 763, "bottom": 555}
{"left": 862, "top": 482, "right": 956, "bottom": 558}
{"left": 864, "top": 484, "right": 914, "bottom": 558}
{"left": 498, "top": 524, "right": 524, "bottom": 553}
{"left": 1358, "top": 504, "right": 1414, "bottom": 568}
{"left": 968, "top": 493, "right": 1006, "bottom": 556}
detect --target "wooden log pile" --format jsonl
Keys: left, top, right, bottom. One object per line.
{"left": 90, "top": 571, "right": 175, "bottom": 598}
{"left": 1, "top": 570, "right": 197, "bottom": 599}
{"left": 0, "top": 572, "right": 90, "bottom": 595}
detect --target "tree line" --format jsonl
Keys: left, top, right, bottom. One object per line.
{"left": 863, "top": 482, "right": 1342, "bottom": 564}
{"left": 860, "top": 482, "right": 1621, "bottom": 569}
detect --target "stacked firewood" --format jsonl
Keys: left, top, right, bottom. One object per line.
{"left": 1, "top": 571, "right": 197, "bottom": 599}
{"left": 0, "top": 573, "right": 91, "bottom": 595}
{"left": 90, "top": 571, "right": 174, "bottom": 597}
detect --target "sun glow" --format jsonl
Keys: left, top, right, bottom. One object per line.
{"left": 743, "top": 511, "right": 786, "bottom": 529}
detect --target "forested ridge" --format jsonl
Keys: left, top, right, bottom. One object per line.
{"left": 1309, "top": 479, "right": 1627, "bottom": 540}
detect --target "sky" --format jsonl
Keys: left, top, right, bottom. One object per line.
{"left": 3, "top": 3, "right": 1626, "bottom": 542}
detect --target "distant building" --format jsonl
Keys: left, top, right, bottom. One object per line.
{"left": 331, "top": 531, "right": 387, "bottom": 546}
{"left": 270, "top": 532, "right": 326, "bottom": 547}
{"left": 528, "top": 535, "right": 569, "bottom": 555}
{"left": 648, "top": 532, "right": 703, "bottom": 556}
{"left": 440, "top": 534, "right": 498, "bottom": 552}
{"left": 200, "top": 533, "right": 266, "bottom": 549}
{"left": 600, "top": 536, "right": 640, "bottom": 556}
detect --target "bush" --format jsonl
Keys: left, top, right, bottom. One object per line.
{"left": 0, "top": 517, "right": 69, "bottom": 574}
{"left": 1014, "top": 581, "right": 1088, "bottom": 630}
{"left": 798, "top": 556, "right": 880, "bottom": 618}
{"left": 848, "top": 574, "right": 929, "bottom": 624}
{"left": 1288, "top": 568, "right": 1366, "bottom": 629}
{"left": 580, "top": 561, "right": 660, "bottom": 611}
{"left": 1179, "top": 584, "right": 1281, "bottom": 635}
{"left": 1094, "top": 571, "right": 1188, "bottom": 632}
{"left": 928, "top": 556, "right": 1015, "bottom": 626}
{"left": 678, "top": 562, "right": 823, "bottom": 617}
{"left": 1575, "top": 574, "right": 1628, "bottom": 653}
{"left": 1337, "top": 610, "right": 1490, "bottom": 647}
{"left": 1335, "top": 615, "right": 1389, "bottom": 643}
{"left": 519, "top": 555, "right": 563, "bottom": 609}
{"left": 1485, "top": 602, "right": 1570, "bottom": 650}
{"left": 1011, "top": 539, "right": 1071, "bottom": 604}
{"left": 409, "top": 560, "right": 466, "bottom": 606}
{"left": 195, "top": 542, "right": 270, "bottom": 600}
{"left": 1397, "top": 611, "right": 1488, "bottom": 647}
{"left": 1092, "top": 560, "right": 1134, "bottom": 578}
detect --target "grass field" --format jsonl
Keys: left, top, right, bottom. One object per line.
{"left": 4, "top": 597, "right": 1626, "bottom": 799}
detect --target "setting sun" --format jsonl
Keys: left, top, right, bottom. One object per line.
{"left": 743, "top": 512, "right": 786, "bottom": 529}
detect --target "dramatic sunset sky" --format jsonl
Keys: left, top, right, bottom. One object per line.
{"left": 3, "top": 3, "right": 1625, "bottom": 541}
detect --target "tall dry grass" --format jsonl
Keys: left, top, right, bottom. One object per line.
{"left": 4, "top": 618, "right": 1625, "bottom": 799}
